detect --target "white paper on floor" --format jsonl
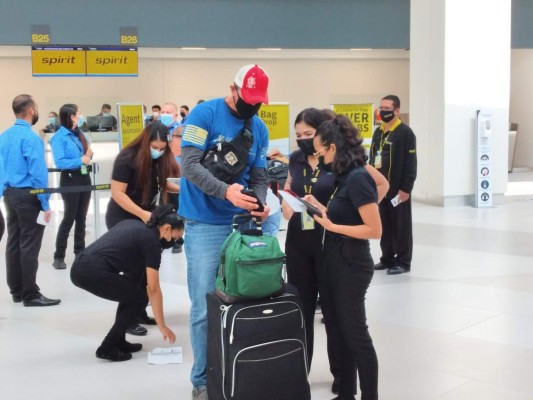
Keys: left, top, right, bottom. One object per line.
{"left": 148, "top": 346, "right": 183, "bottom": 365}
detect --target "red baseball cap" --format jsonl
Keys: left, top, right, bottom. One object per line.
{"left": 234, "top": 64, "right": 269, "bottom": 105}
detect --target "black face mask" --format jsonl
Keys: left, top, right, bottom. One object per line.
{"left": 31, "top": 112, "right": 39, "bottom": 126}
{"left": 317, "top": 156, "right": 333, "bottom": 173}
{"left": 379, "top": 109, "right": 395, "bottom": 123}
{"left": 296, "top": 138, "right": 315, "bottom": 156}
{"left": 160, "top": 237, "right": 176, "bottom": 250}
{"left": 180, "top": 112, "right": 186, "bottom": 118}
{"left": 235, "top": 94, "right": 261, "bottom": 120}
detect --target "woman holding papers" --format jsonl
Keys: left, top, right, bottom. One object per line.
{"left": 282, "top": 108, "right": 387, "bottom": 396}
{"left": 304, "top": 115, "right": 382, "bottom": 400}
{"left": 71, "top": 205, "right": 182, "bottom": 362}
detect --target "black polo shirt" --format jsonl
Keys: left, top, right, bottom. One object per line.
{"left": 327, "top": 166, "right": 377, "bottom": 226}
{"left": 82, "top": 219, "right": 161, "bottom": 279}
{"left": 106, "top": 147, "right": 159, "bottom": 222}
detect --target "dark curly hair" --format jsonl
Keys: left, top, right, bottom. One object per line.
{"left": 315, "top": 115, "right": 366, "bottom": 174}
{"left": 147, "top": 204, "right": 184, "bottom": 231}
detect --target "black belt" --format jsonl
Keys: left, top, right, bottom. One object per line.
{"left": 53, "top": 165, "right": 93, "bottom": 174}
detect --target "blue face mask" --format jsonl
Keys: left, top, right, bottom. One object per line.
{"left": 150, "top": 147, "right": 165, "bottom": 160}
{"left": 77, "top": 115, "right": 86, "bottom": 127}
{"left": 102, "top": 112, "right": 110, "bottom": 117}
{"left": 48, "top": 117, "right": 56, "bottom": 125}
{"left": 159, "top": 113, "right": 173, "bottom": 127}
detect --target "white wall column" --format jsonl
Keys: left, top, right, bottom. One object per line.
{"left": 410, "top": 0, "right": 511, "bottom": 206}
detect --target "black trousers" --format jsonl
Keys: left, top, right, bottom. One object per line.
{"left": 0, "top": 207, "right": 5, "bottom": 242}
{"left": 378, "top": 197, "right": 413, "bottom": 269}
{"left": 70, "top": 254, "right": 147, "bottom": 349}
{"left": 321, "top": 235, "right": 378, "bottom": 400}
{"left": 3, "top": 190, "right": 45, "bottom": 300}
{"left": 285, "top": 219, "right": 345, "bottom": 380}
{"left": 54, "top": 172, "right": 92, "bottom": 259}
{"left": 105, "top": 213, "right": 150, "bottom": 320}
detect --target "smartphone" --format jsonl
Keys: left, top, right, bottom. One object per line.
{"left": 241, "top": 189, "right": 265, "bottom": 212}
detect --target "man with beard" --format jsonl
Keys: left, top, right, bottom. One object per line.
{"left": 0, "top": 94, "right": 61, "bottom": 306}
{"left": 179, "top": 65, "right": 271, "bottom": 400}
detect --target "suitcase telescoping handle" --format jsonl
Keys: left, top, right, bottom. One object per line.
{"left": 232, "top": 213, "right": 262, "bottom": 233}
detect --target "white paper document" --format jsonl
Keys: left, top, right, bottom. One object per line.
{"left": 148, "top": 347, "right": 183, "bottom": 365}
{"left": 166, "top": 177, "right": 180, "bottom": 185}
{"left": 36, "top": 211, "right": 50, "bottom": 226}
{"left": 391, "top": 194, "right": 402, "bottom": 207}
{"left": 279, "top": 190, "right": 306, "bottom": 213}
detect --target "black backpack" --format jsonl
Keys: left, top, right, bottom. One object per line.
{"left": 201, "top": 119, "right": 253, "bottom": 184}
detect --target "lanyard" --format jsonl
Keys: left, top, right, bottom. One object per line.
{"left": 303, "top": 166, "right": 320, "bottom": 195}
{"left": 378, "top": 130, "right": 390, "bottom": 153}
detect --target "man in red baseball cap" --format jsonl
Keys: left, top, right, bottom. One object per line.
{"left": 179, "top": 64, "right": 271, "bottom": 400}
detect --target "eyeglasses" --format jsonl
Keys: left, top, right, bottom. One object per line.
{"left": 313, "top": 146, "right": 329, "bottom": 159}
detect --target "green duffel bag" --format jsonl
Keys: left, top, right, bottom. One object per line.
{"left": 215, "top": 214, "right": 285, "bottom": 303}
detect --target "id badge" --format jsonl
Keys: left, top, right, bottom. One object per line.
{"left": 301, "top": 212, "right": 315, "bottom": 230}
{"left": 374, "top": 155, "right": 382, "bottom": 169}
{"left": 80, "top": 165, "right": 88, "bottom": 175}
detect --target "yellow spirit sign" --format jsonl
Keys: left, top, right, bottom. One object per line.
{"left": 86, "top": 47, "right": 138, "bottom": 76}
{"left": 32, "top": 46, "right": 86, "bottom": 76}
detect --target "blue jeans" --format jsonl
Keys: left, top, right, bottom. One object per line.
{"left": 262, "top": 209, "right": 281, "bottom": 236}
{"left": 185, "top": 220, "right": 232, "bottom": 388}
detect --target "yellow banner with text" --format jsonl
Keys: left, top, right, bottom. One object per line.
{"left": 332, "top": 103, "right": 374, "bottom": 145}
{"left": 117, "top": 104, "right": 144, "bottom": 149}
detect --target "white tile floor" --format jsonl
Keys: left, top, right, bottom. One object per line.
{"left": 1, "top": 172, "right": 533, "bottom": 400}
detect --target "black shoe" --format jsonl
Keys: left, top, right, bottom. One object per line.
{"left": 332, "top": 377, "right": 340, "bottom": 394}
{"left": 374, "top": 262, "right": 389, "bottom": 270}
{"left": 126, "top": 323, "right": 148, "bottom": 336}
{"left": 96, "top": 346, "right": 132, "bottom": 362}
{"left": 23, "top": 293, "right": 61, "bottom": 307}
{"left": 53, "top": 258, "right": 67, "bottom": 270}
{"left": 12, "top": 294, "right": 22, "bottom": 303}
{"left": 172, "top": 243, "right": 183, "bottom": 253}
{"left": 137, "top": 315, "right": 157, "bottom": 325}
{"left": 331, "top": 377, "right": 357, "bottom": 396}
{"left": 117, "top": 340, "right": 143, "bottom": 353}
{"left": 387, "top": 265, "right": 407, "bottom": 275}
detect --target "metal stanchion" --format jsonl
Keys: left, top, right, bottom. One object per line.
{"left": 92, "top": 162, "right": 101, "bottom": 239}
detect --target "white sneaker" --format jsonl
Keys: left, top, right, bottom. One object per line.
{"left": 191, "top": 386, "right": 208, "bottom": 400}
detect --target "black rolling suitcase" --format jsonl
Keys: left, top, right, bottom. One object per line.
{"left": 206, "top": 290, "right": 311, "bottom": 400}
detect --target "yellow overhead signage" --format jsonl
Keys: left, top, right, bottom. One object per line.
{"left": 31, "top": 47, "right": 86, "bottom": 76}
{"left": 86, "top": 47, "right": 138, "bottom": 76}
{"left": 117, "top": 104, "right": 144, "bottom": 149}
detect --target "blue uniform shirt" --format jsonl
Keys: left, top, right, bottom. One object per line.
{"left": 50, "top": 126, "right": 86, "bottom": 169}
{"left": 179, "top": 98, "right": 269, "bottom": 224}
{"left": 0, "top": 119, "right": 50, "bottom": 210}
{"left": 0, "top": 153, "right": 4, "bottom": 198}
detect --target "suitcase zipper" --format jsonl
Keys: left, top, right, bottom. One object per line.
{"left": 235, "top": 256, "right": 286, "bottom": 266}
{"left": 231, "top": 339, "right": 308, "bottom": 398}
{"left": 229, "top": 300, "right": 303, "bottom": 344}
